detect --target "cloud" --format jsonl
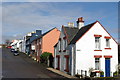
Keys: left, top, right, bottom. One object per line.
{"left": 2, "top": 2, "right": 118, "bottom": 43}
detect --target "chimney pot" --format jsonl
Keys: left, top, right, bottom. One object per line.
{"left": 77, "top": 17, "right": 84, "bottom": 29}
{"left": 68, "top": 22, "right": 74, "bottom": 27}
{"left": 78, "top": 17, "right": 84, "bottom": 22}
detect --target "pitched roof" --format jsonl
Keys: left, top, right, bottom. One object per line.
{"left": 63, "top": 27, "right": 79, "bottom": 43}
{"left": 35, "top": 27, "right": 57, "bottom": 41}
{"left": 70, "top": 21, "right": 96, "bottom": 44}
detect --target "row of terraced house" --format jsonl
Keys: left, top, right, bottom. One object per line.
{"left": 10, "top": 17, "right": 118, "bottom": 78}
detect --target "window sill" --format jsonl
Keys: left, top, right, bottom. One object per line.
{"left": 104, "top": 48, "right": 111, "bottom": 50}
{"left": 94, "top": 50, "right": 102, "bottom": 51}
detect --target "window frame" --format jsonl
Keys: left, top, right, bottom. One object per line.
{"left": 95, "top": 58, "right": 100, "bottom": 70}
{"left": 95, "top": 37, "right": 101, "bottom": 50}
{"left": 106, "top": 39, "right": 110, "bottom": 48}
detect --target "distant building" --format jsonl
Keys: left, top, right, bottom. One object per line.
{"left": 26, "top": 30, "right": 42, "bottom": 55}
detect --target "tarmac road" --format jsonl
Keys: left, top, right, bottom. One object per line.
{"left": 2, "top": 48, "right": 66, "bottom": 79}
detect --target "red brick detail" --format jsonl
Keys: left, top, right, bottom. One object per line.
{"left": 104, "top": 55, "right": 112, "bottom": 58}
{"left": 104, "top": 48, "right": 111, "bottom": 50}
{"left": 94, "top": 34, "right": 102, "bottom": 37}
{"left": 104, "top": 36, "right": 111, "bottom": 39}
{"left": 64, "top": 55, "right": 69, "bottom": 72}
{"left": 56, "top": 55, "right": 60, "bottom": 70}
{"left": 56, "top": 55, "right": 60, "bottom": 57}
{"left": 94, "top": 55, "right": 102, "bottom": 58}
{"left": 64, "top": 55, "right": 69, "bottom": 58}
{"left": 95, "top": 71, "right": 102, "bottom": 73}
{"left": 94, "top": 50, "right": 102, "bottom": 51}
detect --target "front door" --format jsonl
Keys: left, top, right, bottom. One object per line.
{"left": 105, "top": 58, "right": 110, "bottom": 77}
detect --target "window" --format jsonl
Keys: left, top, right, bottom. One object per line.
{"left": 63, "top": 39, "right": 67, "bottom": 51}
{"left": 95, "top": 37, "right": 101, "bottom": 50}
{"left": 64, "top": 57, "right": 66, "bottom": 70}
{"left": 95, "top": 58, "right": 100, "bottom": 70}
{"left": 59, "top": 40, "right": 61, "bottom": 51}
{"left": 106, "top": 39, "right": 110, "bottom": 48}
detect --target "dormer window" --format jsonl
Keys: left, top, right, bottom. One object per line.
{"left": 63, "top": 36, "right": 67, "bottom": 51}
{"left": 59, "top": 38, "right": 61, "bottom": 52}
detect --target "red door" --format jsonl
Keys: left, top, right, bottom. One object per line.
{"left": 56, "top": 55, "right": 60, "bottom": 70}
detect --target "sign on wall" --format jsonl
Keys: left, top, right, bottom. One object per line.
{"left": 31, "top": 45, "right": 35, "bottom": 50}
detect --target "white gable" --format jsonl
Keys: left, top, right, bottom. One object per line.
{"left": 74, "top": 21, "right": 118, "bottom": 76}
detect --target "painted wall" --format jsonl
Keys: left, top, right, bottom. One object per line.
{"left": 74, "top": 22, "right": 118, "bottom": 77}
{"left": 42, "top": 28, "right": 60, "bottom": 57}
{"left": 54, "top": 27, "right": 69, "bottom": 74}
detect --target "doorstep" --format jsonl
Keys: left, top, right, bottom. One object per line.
{"left": 47, "top": 68, "right": 77, "bottom": 78}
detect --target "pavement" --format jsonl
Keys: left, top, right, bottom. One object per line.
{"left": 47, "top": 68, "right": 77, "bottom": 79}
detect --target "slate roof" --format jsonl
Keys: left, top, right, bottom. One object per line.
{"left": 63, "top": 27, "right": 79, "bottom": 43}
{"left": 70, "top": 21, "right": 96, "bottom": 44}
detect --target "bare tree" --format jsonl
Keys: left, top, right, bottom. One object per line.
{"left": 5, "top": 39, "right": 10, "bottom": 46}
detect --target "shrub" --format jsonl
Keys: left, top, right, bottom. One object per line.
{"left": 40, "top": 52, "right": 52, "bottom": 64}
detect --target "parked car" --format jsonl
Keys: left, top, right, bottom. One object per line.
{"left": 11, "top": 49, "right": 15, "bottom": 52}
{"left": 13, "top": 51, "right": 19, "bottom": 56}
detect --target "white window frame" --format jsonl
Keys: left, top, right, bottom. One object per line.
{"left": 59, "top": 40, "right": 61, "bottom": 51}
{"left": 106, "top": 39, "right": 110, "bottom": 48}
{"left": 95, "top": 58, "right": 100, "bottom": 70}
{"left": 64, "top": 57, "right": 66, "bottom": 70}
{"left": 95, "top": 37, "right": 101, "bottom": 50}
{"left": 63, "top": 39, "right": 67, "bottom": 50}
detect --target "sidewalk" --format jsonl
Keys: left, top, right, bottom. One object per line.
{"left": 47, "top": 68, "right": 77, "bottom": 79}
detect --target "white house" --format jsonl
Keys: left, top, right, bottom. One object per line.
{"left": 54, "top": 17, "right": 118, "bottom": 77}
{"left": 54, "top": 22, "right": 79, "bottom": 73}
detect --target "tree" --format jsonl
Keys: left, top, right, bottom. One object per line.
{"left": 5, "top": 39, "right": 10, "bottom": 46}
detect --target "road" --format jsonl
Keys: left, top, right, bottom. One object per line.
{"left": 2, "top": 48, "right": 66, "bottom": 79}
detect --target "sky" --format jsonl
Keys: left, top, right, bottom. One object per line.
{"left": 1, "top": 2, "right": 119, "bottom": 43}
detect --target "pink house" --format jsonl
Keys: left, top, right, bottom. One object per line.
{"left": 31, "top": 28, "right": 60, "bottom": 62}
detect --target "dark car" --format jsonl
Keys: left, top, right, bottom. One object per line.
{"left": 11, "top": 49, "right": 15, "bottom": 52}
{"left": 13, "top": 51, "right": 19, "bottom": 56}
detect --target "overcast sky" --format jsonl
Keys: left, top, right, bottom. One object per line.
{"left": 2, "top": 2, "right": 119, "bottom": 43}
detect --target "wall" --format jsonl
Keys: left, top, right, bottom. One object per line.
{"left": 75, "top": 22, "right": 118, "bottom": 76}
{"left": 42, "top": 28, "right": 60, "bottom": 57}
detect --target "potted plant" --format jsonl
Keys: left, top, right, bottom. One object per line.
{"left": 100, "top": 71, "right": 104, "bottom": 77}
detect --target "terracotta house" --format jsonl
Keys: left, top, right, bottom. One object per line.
{"left": 31, "top": 28, "right": 60, "bottom": 62}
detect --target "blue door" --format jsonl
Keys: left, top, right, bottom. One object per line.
{"left": 105, "top": 58, "right": 110, "bottom": 77}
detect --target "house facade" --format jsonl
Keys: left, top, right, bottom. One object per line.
{"left": 54, "top": 23, "right": 79, "bottom": 73}
{"left": 26, "top": 30, "right": 42, "bottom": 55}
{"left": 54, "top": 17, "right": 118, "bottom": 77}
{"left": 31, "top": 28, "right": 60, "bottom": 62}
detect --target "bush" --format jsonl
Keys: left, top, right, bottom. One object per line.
{"left": 113, "top": 71, "right": 118, "bottom": 77}
{"left": 40, "top": 52, "right": 52, "bottom": 64}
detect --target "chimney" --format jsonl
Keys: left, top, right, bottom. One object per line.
{"left": 68, "top": 22, "right": 74, "bottom": 27}
{"left": 77, "top": 17, "right": 84, "bottom": 29}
